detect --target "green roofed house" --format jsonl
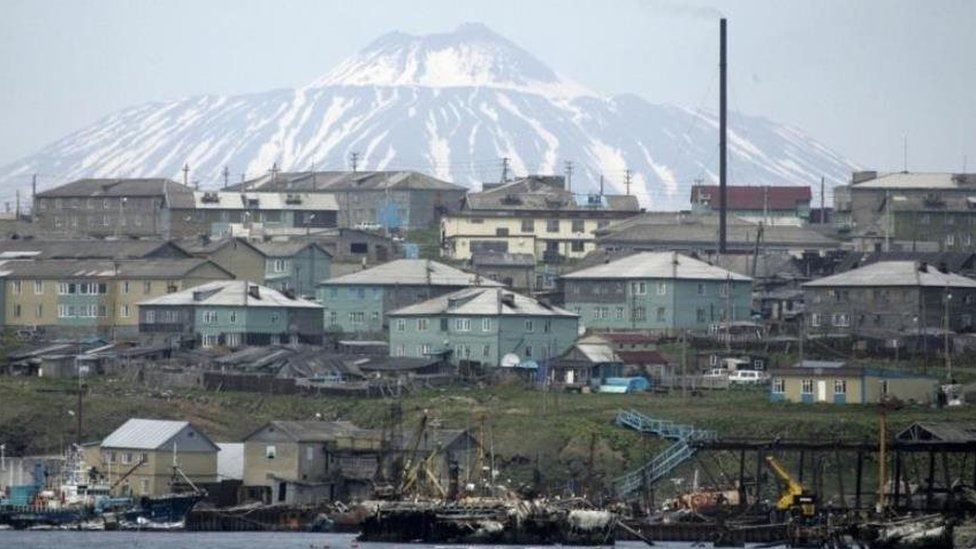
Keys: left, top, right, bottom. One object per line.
{"left": 139, "top": 280, "right": 323, "bottom": 348}
{"left": 560, "top": 252, "right": 752, "bottom": 335}
{"left": 387, "top": 287, "right": 579, "bottom": 367}
{"left": 317, "top": 259, "right": 503, "bottom": 335}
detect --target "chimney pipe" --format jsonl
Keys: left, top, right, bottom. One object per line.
{"left": 719, "top": 18, "right": 728, "bottom": 254}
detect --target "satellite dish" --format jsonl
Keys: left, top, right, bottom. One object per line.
{"left": 500, "top": 353, "right": 520, "bottom": 368}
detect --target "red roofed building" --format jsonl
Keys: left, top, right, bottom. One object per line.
{"left": 690, "top": 185, "right": 812, "bottom": 224}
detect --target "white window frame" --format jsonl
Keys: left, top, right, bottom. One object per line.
{"left": 33, "top": 281, "right": 43, "bottom": 295}
{"left": 656, "top": 282, "right": 667, "bottom": 296}
{"left": 454, "top": 318, "right": 471, "bottom": 332}
{"left": 418, "top": 318, "right": 429, "bottom": 331}
{"left": 396, "top": 318, "right": 406, "bottom": 332}
{"left": 801, "top": 379, "right": 814, "bottom": 394}
{"left": 203, "top": 310, "right": 218, "bottom": 324}
{"left": 482, "top": 318, "right": 492, "bottom": 332}
{"left": 834, "top": 379, "right": 847, "bottom": 395}
{"left": 772, "top": 378, "right": 785, "bottom": 393}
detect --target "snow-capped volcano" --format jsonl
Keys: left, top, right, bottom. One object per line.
{"left": 0, "top": 23, "right": 856, "bottom": 209}
{"left": 309, "top": 23, "right": 593, "bottom": 97}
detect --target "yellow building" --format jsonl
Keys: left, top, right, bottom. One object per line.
{"left": 441, "top": 176, "right": 639, "bottom": 263}
{"left": 0, "top": 258, "right": 233, "bottom": 338}
{"left": 769, "top": 361, "right": 939, "bottom": 405}
{"left": 93, "top": 418, "right": 220, "bottom": 497}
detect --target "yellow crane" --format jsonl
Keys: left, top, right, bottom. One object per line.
{"left": 765, "top": 455, "right": 816, "bottom": 518}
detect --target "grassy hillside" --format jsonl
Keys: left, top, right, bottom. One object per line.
{"left": 2, "top": 376, "right": 974, "bottom": 496}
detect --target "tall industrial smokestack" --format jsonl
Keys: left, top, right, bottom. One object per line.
{"left": 719, "top": 18, "right": 728, "bottom": 254}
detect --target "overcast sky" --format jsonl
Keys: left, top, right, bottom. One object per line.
{"left": 1, "top": 0, "right": 973, "bottom": 174}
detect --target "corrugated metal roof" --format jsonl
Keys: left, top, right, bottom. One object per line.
{"left": 0, "top": 258, "right": 228, "bottom": 279}
{"left": 321, "top": 259, "right": 503, "bottom": 287}
{"left": 562, "top": 252, "right": 751, "bottom": 281}
{"left": 803, "top": 261, "right": 976, "bottom": 288}
{"left": 101, "top": 418, "right": 217, "bottom": 450}
{"left": 691, "top": 185, "right": 812, "bottom": 210}
{"left": 232, "top": 171, "right": 466, "bottom": 192}
{"left": 852, "top": 172, "right": 976, "bottom": 189}
{"left": 140, "top": 280, "right": 322, "bottom": 308}
{"left": 388, "top": 286, "right": 577, "bottom": 317}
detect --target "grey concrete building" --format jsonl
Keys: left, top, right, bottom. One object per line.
{"left": 803, "top": 260, "right": 976, "bottom": 339}
{"left": 166, "top": 191, "right": 340, "bottom": 238}
{"left": 232, "top": 171, "right": 467, "bottom": 230}
{"left": 32, "top": 178, "right": 195, "bottom": 238}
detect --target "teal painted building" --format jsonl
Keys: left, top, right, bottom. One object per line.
{"left": 387, "top": 287, "right": 579, "bottom": 367}
{"left": 317, "top": 259, "right": 502, "bottom": 335}
{"left": 560, "top": 252, "right": 752, "bottom": 334}
{"left": 139, "top": 280, "right": 323, "bottom": 348}
{"left": 252, "top": 241, "right": 332, "bottom": 298}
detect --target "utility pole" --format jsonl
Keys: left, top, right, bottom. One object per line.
{"left": 350, "top": 152, "right": 360, "bottom": 172}
{"left": 599, "top": 174, "right": 604, "bottom": 196}
{"left": 884, "top": 190, "right": 891, "bottom": 252}
{"left": 624, "top": 170, "right": 632, "bottom": 196}
{"left": 945, "top": 285, "right": 952, "bottom": 381}
{"left": 501, "top": 157, "right": 509, "bottom": 183}
{"left": 182, "top": 163, "right": 190, "bottom": 187}
{"left": 681, "top": 331, "right": 687, "bottom": 399}
{"left": 763, "top": 185, "right": 769, "bottom": 225}
{"left": 271, "top": 162, "right": 279, "bottom": 192}
{"left": 222, "top": 166, "right": 230, "bottom": 189}
{"left": 725, "top": 273, "right": 732, "bottom": 353}
{"left": 14, "top": 190, "right": 19, "bottom": 219}
{"left": 719, "top": 18, "right": 728, "bottom": 254}
{"left": 564, "top": 161, "right": 574, "bottom": 192}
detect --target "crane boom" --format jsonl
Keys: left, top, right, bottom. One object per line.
{"left": 764, "top": 455, "right": 816, "bottom": 517}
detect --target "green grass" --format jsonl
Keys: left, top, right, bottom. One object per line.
{"left": 3, "top": 375, "right": 975, "bottom": 496}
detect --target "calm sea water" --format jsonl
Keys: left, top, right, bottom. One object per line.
{"left": 0, "top": 531, "right": 755, "bottom": 548}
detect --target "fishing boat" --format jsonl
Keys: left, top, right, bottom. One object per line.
{"left": 0, "top": 446, "right": 205, "bottom": 530}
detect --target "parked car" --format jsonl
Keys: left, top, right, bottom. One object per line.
{"left": 703, "top": 368, "right": 730, "bottom": 380}
{"left": 728, "top": 369, "right": 768, "bottom": 385}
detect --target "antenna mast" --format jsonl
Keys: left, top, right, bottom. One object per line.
{"left": 719, "top": 18, "right": 728, "bottom": 254}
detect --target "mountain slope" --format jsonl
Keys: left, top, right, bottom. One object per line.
{"left": 0, "top": 23, "right": 856, "bottom": 209}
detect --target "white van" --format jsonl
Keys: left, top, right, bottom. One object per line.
{"left": 728, "top": 369, "right": 767, "bottom": 385}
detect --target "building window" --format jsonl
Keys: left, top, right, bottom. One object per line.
{"left": 772, "top": 378, "right": 785, "bottom": 393}
{"left": 631, "top": 281, "right": 647, "bottom": 295}
{"left": 396, "top": 318, "right": 406, "bottom": 332}
{"left": 203, "top": 311, "right": 218, "bottom": 324}
{"left": 946, "top": 233, "right": 955, "bottom": 246}
{"left": 454, "top": 318, "right": 471, "bottom": 332}
{"left": 546, "top": 219, "right": 560, "bottom": 233}
{"left": 265, "top": 445, "right": 276, "bottom": 459}
{"left": 656, "top": 307, "right": 666, "bottom": 322}
{"left": 834, "top": 380, "right": 847, "bottom": 395}
{"left": 202, "top": 334, "right": 219, "bottom": 348}
{"left": 719, "top": 283, "right": 730, "bottom": 297}
{"left": 33, "top": 281, "right": 43, "bottom": 295}
{"left": 656, "top": 282, "right": 667, "bottom": 296}
{"left": 811, "top": 313, "right": 821, "bottom": 327}
{"left": 102, "top": 215, "right": 110, "bottom": 226}
{"left": 143, "top": 281, "right": 152, "bottom": 294}
{"left": 121, "top": 452, "right": 132, "bottom": 465}
{"left": 633, "top": 306, "right": 646, "bottom": 321}
{"left": 524, "top": 319, "right": 535, "bottom": 332}
{"left": 571, "top": 219, "right": 585, "bottom": 233}
{"left": 395, "top": 344, "right": 405, "bottom": 357}
{"left": 696, "top": 308, "right": 706, "bottom": 322}
{"left": 495, "top": 227, "right": 509, "bottom": 236}
{"left": 418, "top": 318, "right": 429, "bottom": 331}
{"left": 13, "top": 305, "right": 21, "bottom": 318}
{"left": 122, "top": 281, "right": 130, "bottom": 294}
{"left": 228, "top": 311, "right": 237, "bottom": 323}
{"left": 524, "top": 345, "right": 533, "bottom": 358}
{"left": 370, "top": 311, "right": 379, "bottom": 323}
{"left": 421, "top": 343, "right": 431, "bottom": 355}
{"left": 34, "top": 305, "right": 42, "bottom": 318}
{"left": 12, "top": 281, "right": 21, "bottom": 295}
{"left": 615, "top": 307, "right": 624, "bottom": 319}
{"left": 273, "top": 259, "right": 287, "bottom": 272}
{"left": 521, "top": 219, "right": 534, "bottom": 232}
{"left": 144, "top": 310, "right": 155, "bottom": 323}
{"left": 570, "top": 240, "right": 585, "bottom": 252}
{"left": 832, "top": 313, "right": 850, "bottom": 327}
{"left": 469, "top": 217, "right": 484, "bottom": 224}
{"left": 120, "top": 305, "right": 130, "bottom": 318}
{"left": 482, "top": 318, "right": 492, "bottom": 331}
{"left": 801, "top": 379, "right": 814, "bottom": 395}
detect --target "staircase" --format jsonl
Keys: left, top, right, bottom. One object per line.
{"left": 613, "top": 409, "right": 716, "bottom": 497}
